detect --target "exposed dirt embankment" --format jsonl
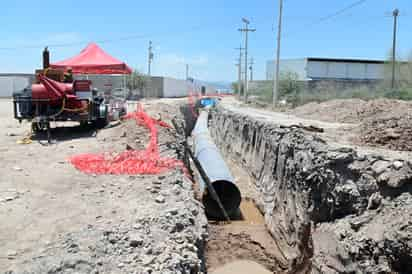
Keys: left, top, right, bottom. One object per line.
{"left": 209, "top": 105, "right": 412, "bottom": 273}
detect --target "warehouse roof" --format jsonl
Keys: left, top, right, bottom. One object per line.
{"left": 307, "top": 57, "right": 385, "bottom": 64}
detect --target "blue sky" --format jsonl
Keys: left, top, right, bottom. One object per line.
{"left": 0, "top": 0, "right": 411, "bottom": 82}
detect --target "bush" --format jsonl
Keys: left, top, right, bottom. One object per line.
{"left": 251, "top": 70, "right": 412, "bottom": 107}
{"left": 256, "top": 72, "right": 302, "bottom": 106}
{"left": 126, "top": 69, "right": 148, "bottom": 98}
{"left": 384, "top": 88, "right": 412, "bottom": 100}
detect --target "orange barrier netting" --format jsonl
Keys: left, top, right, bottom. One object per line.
{"left": 70, "top": 104, "right": 184, "bottom": 175}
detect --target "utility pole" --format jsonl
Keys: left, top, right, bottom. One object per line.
{"left": 391, "top": 8, "right": 399, "bottom": 89}
{"left": 273, "top": 0, "right": 283, "bottom": 106}
{"left": 239, "top": 18, "right": 256, "bottom": 103}
{"left": 235, "top": 62, "right": 241, "bottom": 97}
{"left": 186, "top": 64, "right": 189, "bottom": 80}
{"left": 235, "top": 46, "right": 244, "bottom": 97}
{"left": 148, "top": 41, "right": 153, "bottom": 76}
{"left": 249, "top": 57, "right": 254, "bottom": 81}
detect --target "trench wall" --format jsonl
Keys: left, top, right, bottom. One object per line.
{"left": 209, "top": 105, "right": 412, "bottom": 273}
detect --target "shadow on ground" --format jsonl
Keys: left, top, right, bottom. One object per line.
{"left": 32, "top": 123, "right": 122, "bottom": 143}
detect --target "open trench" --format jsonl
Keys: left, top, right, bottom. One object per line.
{"left": 177, "top": 103, "right": 286, "bottom": 274}
{"left": 204, "top": 161, "right": 287, "bottom": 274}
{"left": 5, "top": 98, "right": 410, "bottom": 273}
{"left": 177, "top": 100, "right": 412, "bottom": 274}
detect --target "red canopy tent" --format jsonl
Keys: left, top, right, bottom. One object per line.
{"left": 50, "top": 43, "right": 132, "bottom": 74}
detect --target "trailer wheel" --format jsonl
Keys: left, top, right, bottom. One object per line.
{"left": 79, "top": 121, "right": 89, "bottom": 128}
{"left": 94, "top": 103, "right": 109, "bottom": 129}
{"left": 31, "top": 122, "right": 40, "bottom": 133}
{"left": 93, "top": 117, "right": 108, "bottom": 129}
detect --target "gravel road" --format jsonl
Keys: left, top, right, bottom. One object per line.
{"left": 0, "top": 98, "right": 207, "bottom": 274}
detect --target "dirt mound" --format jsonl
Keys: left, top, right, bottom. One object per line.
{"left": 291, "top": 98, "right": 412, "bottom": 151}
{"left": 291, "top": 98, "right": 412, "bottom": 124}
{"left": 359, "top": 113, "right": 412, "bottom": 151}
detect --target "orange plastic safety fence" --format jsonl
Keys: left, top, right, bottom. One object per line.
{"left": 70, "top": 104, "right": 184, "bottom": 175}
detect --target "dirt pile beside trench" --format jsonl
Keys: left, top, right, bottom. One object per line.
{"left": 291, "top": 98, "right": 412, "bottom": 151}
{"left": 291, "top": 98, "right": 412, "bottom": 124}
{"left": 358, "top": 112, "right": 412, "bottom": 151}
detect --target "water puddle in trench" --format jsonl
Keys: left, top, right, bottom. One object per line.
{"left": 205, "top": 198, "right": 285, "bottom": 274}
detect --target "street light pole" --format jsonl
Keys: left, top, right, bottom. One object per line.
{"left": 273, "top": 0, "right": 283, "bottom": 106}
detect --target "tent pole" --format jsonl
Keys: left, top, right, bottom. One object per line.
{"left": 123, "top": 75, "right": 127, "bottom": 100}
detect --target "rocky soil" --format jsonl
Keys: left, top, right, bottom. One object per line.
{"left": 0, "top": 99, "right": 208, "bottom": 274}
{"left": 358, "top": 112, "right": 412, "bottom": 151}
{"left": 210, "top": 101, "right": 412, "bottom": 274}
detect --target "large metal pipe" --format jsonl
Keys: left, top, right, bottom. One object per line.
{"left": 192, "top": 110, "right": 241, "bottom": 219}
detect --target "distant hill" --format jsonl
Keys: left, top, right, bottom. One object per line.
{"left": 191, "top": 79, "right": 231, "bottom": 90}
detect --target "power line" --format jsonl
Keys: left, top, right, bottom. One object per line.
{"left": 309, "top": 0, "right": 368, "bottom": 26}
{"left": 271, "top": 0, "right": 368, "bottom": 105}
{"left": 0, "top": 24, "right": 207, "bottom": 51}
{"left": 283, "top": 0, "right": 369, "bottom": 38}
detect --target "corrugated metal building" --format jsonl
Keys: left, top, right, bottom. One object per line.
{"left": 266, "top": 57, "right": 386, "bottom": 81}
{"left": 143, "top": 77, "right": 217, "bottom": 98}
{"left": 144, "top": 77, "right": 189, "bottom": 98}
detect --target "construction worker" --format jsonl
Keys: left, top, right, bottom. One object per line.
{"left": 64, "top": 67, "right": 74, "bottom": 83}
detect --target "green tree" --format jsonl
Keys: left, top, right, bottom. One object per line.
{"left": 381, "top": 50, "right": 412, "bottom": 100}
{"left": 126, "top": 69, "right": 148, "bottom": 98}
{"left": 231, "top": 82, "right": 241, "bottom": 94}
{"left": 278, "top": 71, "right": 302, "bottom": 106}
